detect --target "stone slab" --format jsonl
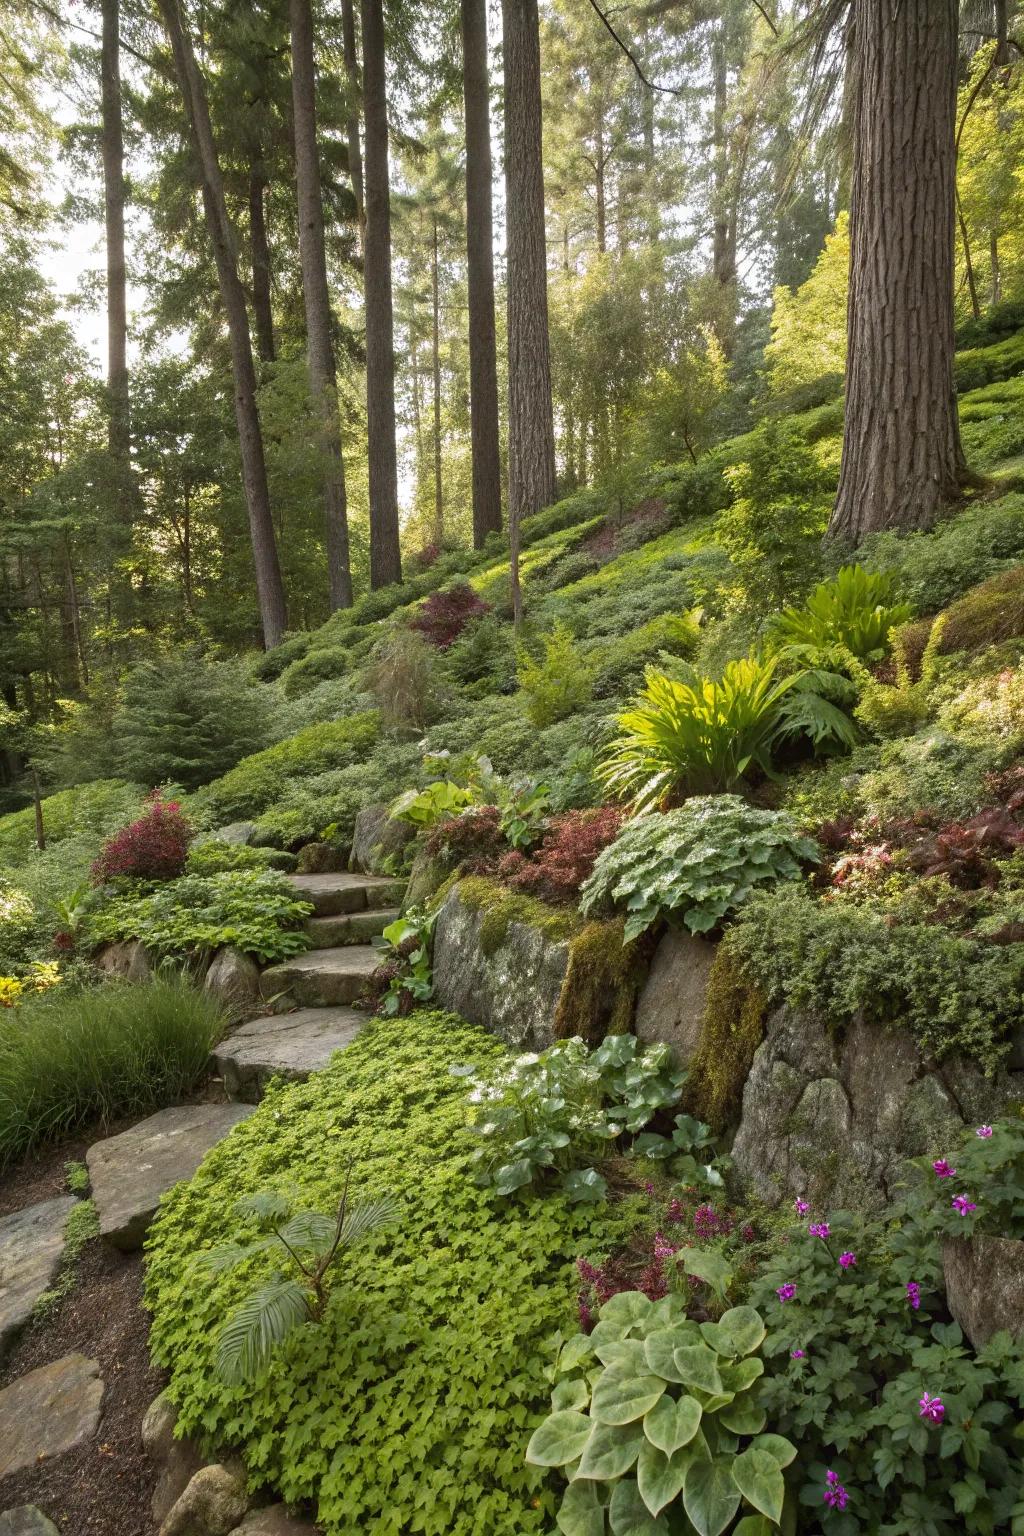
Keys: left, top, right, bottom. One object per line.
{"left": 304, "top": 909, "right": 399, "bottom": 947}
{"left": 288, "top": 873, "right": 405, "bottom": 917}
{"left": 212, "top": 1009, "right": 365, "bottom": 1100}
{"left": 260, "top": 947, "right": 379, "bottom": 1009}
{"left": 0, "top": 1354, "right": 103, "bottom": 1480}
{"left": 87, "top": 1103, "right": 254, "bottom": 1250}
{"left": 0, "top": 1197, "right": 76, "bottom": 1358}
{"left": 634, "top": 929, "right": 718, "bottom": 1066}
{"left": 0, "top": 1509, "right": 61, "bottom": 1536}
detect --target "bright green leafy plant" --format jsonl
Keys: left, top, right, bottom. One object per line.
{"left": 518, "top": 622, "right": 596, "bottom": 728}
{"left": 85, "top": 869, "right": 313, "bottom": 964}
{"left": 197, "top": 1173, "right": 399, "bottom": 1384}
{"left": 389, "top": 779, "right": 478, "bottom": 828}
{"left": 770, "top": 565, "right": 913, "bottom": 660}
{"left": 526, "top": 1291, "right": 795, "bottom": 1535}
{"left": 580, "top": 796, "right": 819, "bottom": 940}
{"left": 369, "top": 907, "right": 436, "bottom": 1016}
{"left": 850, "top": 617, "right": 948, "bottom": 739}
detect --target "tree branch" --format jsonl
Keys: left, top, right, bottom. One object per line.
{"left": 583, "top": 0, "right": 684, "bottom": 95}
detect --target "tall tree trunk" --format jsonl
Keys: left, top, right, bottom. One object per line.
{"left": 711, "top": 20, "right": 736, "bottom": 350}
{"left": 248, "top": 153, "right": 276, "bottom": 364}
{"left": 990, "top": 230, "right": 1002, "bottom": 306}
{"left": 341, "top": 0, "right": 365, "bottom": 241}
{"left": 461, "top": 0, "right": 502, "bottom": 548}
{"left": 829, "top": 0, "right": 966, "bottom": 541}
{"left": 502, "top": 0, "right": 556, "bottom": 624}
{"left": 157, "top": 0, "right": 288, "bottom": 647}
{"left": 594, "top": 121, "right": 607, "bottom": 254}
{"left": 360, "top": 0, "right": 402, "bottom": 588}
{"left": 100, "top": 0, "right": 134, "bottom": 571}
{"left": 290, "top": 0, "right": 354, "bottom": 610}
{"left": 431, "top": 212, "right": 443, "bottom": 545}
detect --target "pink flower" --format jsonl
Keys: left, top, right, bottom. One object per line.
{"left": 932, "top": 1159, "right": 956, "bottom": 1179}
{"left": 976, "top": 1125, "right": 993, "bottom": 1139}
{"left": 808, "top": 1222, "right": 831, "bottom": 1240}
{"left": 794, "top": 1198, "right": 810, "bottom": 1217}
{"left": 838, "top": 1251, "right": 857, "bottom": 1269}
{"left": 906, "top": 1281, "right": 921, "bottom": 1310}
{"left": 653, "top": 1232, "right": 676, "bottom": 1259}
{"left": 823, "top": 1470, "right": 848, "bottom": 1511}
{"left": 951, "top": 1194, "right": 977, "bottom": 1216}
{"left": 791, "top": 1348, "right": 806, "bottom": 1359}
{"left": 919, "top": 1393, "right": 945, "bottom": 1424}
{"left": 776, "top": 1282, "right": 797, "bottom": 1302}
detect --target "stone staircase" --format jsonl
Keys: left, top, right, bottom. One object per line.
{"left": 212, "top": 871, "right": 405, "bottom": 1103}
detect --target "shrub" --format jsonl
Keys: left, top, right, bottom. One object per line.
{"left": 185, "top": 840, "right": 285, "bottom": 876}
{"left": 86, "top": 870, "right": 313, "bottom": 964}
{"left": 0, "top": 779, "right": 143, "bottom": 870}
{"left": 113, "top": 653, "right": 273, "bottom": 790}
{"left": 0, "top": 878, "right": 36, "bottom": 973}
{"left": 857, "top": 731, "right": 1002, "bottom": 823}
{"left": 423, "top": 804, "right": 506, "bottom": 868}
{"left": 852, "top": 617, "right": 947, "bottom": 738}
{"left": 91, "top": 794, "right": 192, "bottom": 884}
{"left": 252, "top": 742, "right": 422, "bottom": 850}
{"left": 581, "top": 796, "right": 819, "bottom": 939}
{"left": 363, "top": 628, "right": 440, "bottom": 731}
{"left": 769, "top": 565, "right": 913, "bottom": 660}
{"left": 497, "top": 807, "right": 623, "bottom": 904}
{"left": 517, "top": 622, "right": 595, "bottom": 727}
{"left": 442, "top": 613, "right": 514, "bottom": 695}
{"left": 0, "top": 978, "right": 224, "bottom": 1169}
{"left": 587, "top": 612, "right": 701, "bottom": 700}
{"left": 717, "top": 421, "right": 829, "bottom": 615}
{"left": 938, "top": 657, "right": 1024, "bottom": 747}
{"left": 908, "top": 564, "right": 1024, "bottom": 659}
{"left": 145, "top": 1011, "right": 635, "bottom": 1536}
{"left": 195, "top": 713, "right": 380, "bottom": 826}
{"left": 526, "top": 1293, "right": 793, "bottom": 1535}
{"left": 855, "top": 494, "right": 1024, "bottom": 612}
{"left": 410, "top": 584, "right": 491, "bottom": 649}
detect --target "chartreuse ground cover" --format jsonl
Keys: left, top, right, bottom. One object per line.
{"left": 144, "top": 1010, "right": 637, "bottom": 1536}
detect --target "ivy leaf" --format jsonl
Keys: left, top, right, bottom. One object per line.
{"left": 526, "top": 1410, "right": 594, "bottom": 1468}
{"left": 591, "top": 1369, "right": 667, "bottom": 1425}
{"left": 557, "top": 1480, "right": 606, "bottom": 1536}
{"left": 683, "top": 1456, "right": 742, "bottom": 1536}
{"left": 731, "top": 1448, "right": 786, "bottom": 1525}
{"left": 608, "top": 1478, "right": 670, "bottom": 1536}
{"left": 643, "top": 1393, "right": 702, "bottom": 1456}
{"left": 577, "top": 1420, "right": 645, "bottom": 1480}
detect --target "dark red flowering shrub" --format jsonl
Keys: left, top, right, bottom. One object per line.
{"left": 411, "top": 541, "right": 442, "bottom": 572}
{"left": 497, "top": 807, "right": 622, "bottom": 904}
{"left": 410, "top": 584, "right": 490, "bottom": 649}
{"left": 423, "top": 805, "right": 506, "bottom": 871}
{"left": 91, "top": 795, "right": 192, "bottom": 884}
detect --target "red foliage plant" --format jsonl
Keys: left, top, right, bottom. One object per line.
{"left": 497, "top": 807, "right": 623, "bottom": 905}
{"left": 410, "top": 584, "right": 490, "bottom": 649}
{"left": 91, "top": 794, "right": 192, "bottom": 885}
{"left": 423, "top": 806, "right": 506, "bottom": 873}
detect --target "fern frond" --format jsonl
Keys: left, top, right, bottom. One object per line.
{"left": 233, "top": 1189, "right": 293, "bottom": 1227}
{"left": 215, "top": 1278, "right": 312, "bottom": 1385}
{"left": 195, "top": 1241, "right": 251, "bottom": 1273}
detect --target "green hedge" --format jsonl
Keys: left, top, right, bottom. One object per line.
{"left": 144, "top": 1010, "right": 634, "bottom": 1536}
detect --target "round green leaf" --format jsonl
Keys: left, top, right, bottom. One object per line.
{"left": 720, "top": 1358, "right": 764, "bottom": 1394}
{"left": 733, "top": 1518, "right": 775, "bottom": 1536}
{"left": 564, "top": 1167, "right": 609, "bottom": 1203}
{"left": 683, "top": 1456, "right": 742, "bottom": 1536}
{"left": 672, "top": 1343, "right": 724, "bottom": 1397}
{"left": 641, "top": 1295, "right": 689, "bottom": 1335}
{"left": 591, "top": 1369, "right": 667, "bottom": 1426}
{"left": 644, "top": 1393, "right": 702, "bottom": 1456}
{"left": 577, "top": 1420, "right": 645, "bottom": 1480}
{"left": 552, "top": 1377, "right": 591, "bottom": 1412}
{"left": 731, "top": 1448, "right": 785, "bottom": 1525}
{"left": 748, "top": 1433, "right": 797, "bottom": 1470}
{"left": 715, "top": 1306, "right": 767, "bottom": 1357}
{"left": 717, "top": 1397, "right": 767, "bottom": 1436}
{"left": 644, "top": 1327, "right": 697, "bottom": 1384}
{"left": 526, "top": 1409, "right": 594, "bottom": 1467}
{"left": 557, "top": 1480, "right": 607, "bottom": 1536}
{"left": 601, "top": 1292, "right": 653, "bottom": 1327}
{"left": 595, "top": 1338, "right": 651, "bottom": 1373}
{"left": 637, "top": 1439, "right": 690, "bottom": 1518}
{"left": 609, "top": 1478, "right": 670, "bottom": 1536}
{"left": 560, "top": 1333, "right": 597, "bottom": 1373}
{"left": 494, "top": 1159, "right": 534, "bottom": 1195}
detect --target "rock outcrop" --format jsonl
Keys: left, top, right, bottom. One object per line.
{"left": 349, "top": 804, "right": 415, "bottom": 875}
{"left": 634, "top": 930, "right": 717, "bottom": 1066}
{"left": 204, "top": 948, "right": 261, "bottom": 1008}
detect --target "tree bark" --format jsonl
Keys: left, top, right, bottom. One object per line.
{"left": 248, "top": 153, "right": 276, "bottom": 364}
{"left": 100, "top": 0, "right": 133, "bottom": 545}
{"left": 431, "top": 212, "right": 443, "bottom": 546}
{"left": 360, "top": 0, "right": 402, "bottom": 588}
{"left": 502, "top": 0, "right": 556, "bottom": 624}
{"left": 341, "top": 0, "right": 365, "bottom": 240}
{"left": 828, "top": 0, "right": 967, "bottom": 542}
{"left": 461, "top": 0, "right": 502, "bottom": 548}
{"left": 157, "top": 0, "right": 289, "bottom": 647}
{"left": 290, "top": 0, "right": 354, "bottom": 610}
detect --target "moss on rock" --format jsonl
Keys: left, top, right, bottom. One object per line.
{"left": 683, "top": 943, "right": 768, "bottom": 1133}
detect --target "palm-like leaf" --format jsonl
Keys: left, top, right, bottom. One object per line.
{"left": 216, "top": 1278, "right": 312, "bottom": 1385}
{"left": 233, "top": 1190, "right": 293, "bottom": 1227}
{"left": 277, "top": 1210, "right": 337, "bottom": 1256}
{"left": 339, "top": 1193, "right": 402, "bottom": 1249}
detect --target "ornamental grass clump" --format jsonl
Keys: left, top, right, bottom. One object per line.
{"left": 580, "top": 795, "right": 819, "bottom": 939}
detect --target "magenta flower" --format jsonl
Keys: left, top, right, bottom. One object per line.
{"left": 776, "top": 1282, "right": 797, "bottom": 1302}
{"left": 951, "top": 1194, "right": 977, "bottom": 1216}
{"left": 823, "top": 1470, "right": 849, "bottom": 1512}
{"left": 976, "top": 1125, "right": 993, "bottom": 1138}
{"left": 838, "top": 1251, "right": 857, "bottom": 1269}
{"left": 808, "top": 1221, "right": 831, "bottom": 1240}
{"left": 653, "top": 1231, "right": 676, "bottom": 1259}
{"left": 791, "top": 1348, "right": 806, "bottom": 1359}
{"left": 932, "top": 1159, "right": 956, "bottom": 1179}
{"left": 794, "top": 1197, "right": 810, "bottom": 1217}
{"left": 906, "top": 1281, "right": 921, "bottom": 1310}
{"left": 919, "top": 1393, "right": 945, "bottom": 1424}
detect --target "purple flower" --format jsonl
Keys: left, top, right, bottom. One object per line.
{"left": 838, "top": 1251, "right": 857, "bottom": 1269}
{"left": 776, "top": 1282, "right": 797, "bottom": 1302}
{"left": 976, "top": 1125, "right": 993, "bottom": 1139}
{"left": 906, "top": 1281, "right": 921, "bottom": 1310}
{"left": 823, "top": 1470, "right": 849, "bottom": 1512}
{"left": 667, "top": 1198, "right": 684, "bottom": 1224}
{"left": 808, "top": 1221, "right": 831, "bottom": 1240}
{"left": 794, "top": 1197, "right": 810, "bottom": 1217}
{"left": 932, "top": 1159, "right": 956, "bottom": 1179}
{"left": 919, "top": 1393, "right": 945, "bottom": 1424}
{"left": 653, "top": 1231, "right": 676, "bottom": 1259}
{"left": 791, "top": 1348, "right": 806, "bottom": 1359}
{"left": 693, "top": 1203, "right": 722, "bottom": 1239}
{"left": 952, "top": 1194, "right": 977, "bottom": 1216}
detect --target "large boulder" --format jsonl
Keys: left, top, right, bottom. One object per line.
{"left": 349, "top": 804, "right": 415, "bottom": 875}
{"left": 95, "top": 939, "right": 152, "bottom": 982}
{"left": 0, "top": 1196, "right": 77, "bottom": 1358}
{"left": 158, "top": 1463, "right": 248, "bottom": 1536}
{"left": 944, "top": 1235, "right": 1024, "bottom": 1349}
{"left": 204, "top": 947, "right": 261, "bottom": 1009}
{"left": 143, "top": 1391, "right": 206, "bottom": 1527}
{"left": 0, "top": 1510, "right": 61, "bottom": 1536}
{"left": 210, "top": 823, "right": 258, "bottom": 846}
{"left": 634, "top": 930, "right": 718, "bottom": 1066}
{"left": 731, "top": 1006, "right": 1024, "bottom": 1209}
{"left": 432, "top": 884, "right": 571, "bottom": 1049}
{"left": 295, "top": 842, "right": 347, "bottom": 875}
{"left": 0, "top": 1354, "right": 104, "bottom": 1480}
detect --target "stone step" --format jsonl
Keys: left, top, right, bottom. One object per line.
{"left": 0, "top": 1196, "right": 77, "bottom": 1360}
{"left": 260, "top": 946, "right": 380, "bottom": 1009}
{"left": 87, "top": 1103, "right": 254, "bottom": 1251}
{"left": 0, "top": 1353, "right": 104, "bottom": 1481}
{"left": 303, "top": 908, "right": 400, "bottom": 947}
{"left": 289, "top": 872, "right": 405, "bottom": 918}
{"left": 211, "top": 1008, "right": 365, "bottom": 1101}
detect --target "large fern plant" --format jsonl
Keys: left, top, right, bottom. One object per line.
{"left": 769, "top": 564, "right": 913, "bottom": 660}
{"left": 197, "top": 1173, "right": 399, "bottom": 1384}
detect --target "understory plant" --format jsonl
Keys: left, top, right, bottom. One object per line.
{"left": 86, "top": 869, "right": 313, "bottom": 964}
{"left": 197, "top": 1174, "right": 399, "bottom": 1384}
{"left": 580, "top": 796, "right": 819, "bottom": 939}
{"left": 898, "top": 1117, "right": 1024, "bottom": 1241}
{"left": 850, "top": 617, "right": 947, "bottom": 739}
{"left": 518, "top": 622, "right": 596, "bottom": 727}
{"left": 368, "top": 907, "right": 436, "bottom": 1016}
{"left": 770, "top": 565, "right": 913, "bottom": 660}
{"left": 527, "top": 1292, "right": 795, "bottom": 1535}
{"left": 461, "top": 1034, "right": 724, "bottom": 1201}
{"left": 91, "top": 793, "right": 192, "bottom": 884}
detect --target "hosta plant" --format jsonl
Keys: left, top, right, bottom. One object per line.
{"left": 769, "top": 565, "right": 913, "bottom": 660}
{"left": 526, "top": 1291, "right": 795, "bottom": 1535}
{"left": 197, "top": 1174, "right": 399, "bottom": 1384}
{"left": 580, "top": 796, "right": 819, "bottom": 939}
